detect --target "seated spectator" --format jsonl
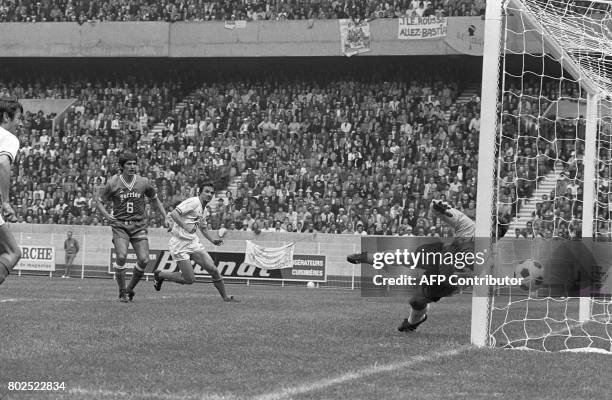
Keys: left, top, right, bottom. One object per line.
{"left": 0, "top": 0, "right": 486, "bottom": 23}
{"left": 5, "top": 57, "right": 498, "bottom": 237}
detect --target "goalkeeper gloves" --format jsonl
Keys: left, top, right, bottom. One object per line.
{"left": 431, "top": 200, "right": 453, "bottom": 217}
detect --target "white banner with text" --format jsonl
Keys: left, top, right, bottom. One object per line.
{"left": 14, "top": 246, "right": 55, "bottom": 271}
{"left": 398, "top": 16, "right": 447, "bottom": 40}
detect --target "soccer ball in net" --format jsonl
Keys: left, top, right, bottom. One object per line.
{"left": 515, "top": 259, "right": 544, "bottom": 291}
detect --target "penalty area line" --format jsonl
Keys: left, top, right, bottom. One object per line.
{"left": 253, "top": 345, "right": 471, "bottom": 400}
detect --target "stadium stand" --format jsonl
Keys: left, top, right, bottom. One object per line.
{"left": 4, "top": 0, "right": 608, "bottom": 23}
{"left": 156, "top": 58, "right": 487, "bottom": 236}
{"left": 4, "top": 57, "right": 487, "bottom": 236}
{"left": 0, "top": 0, "right": 486, "bottom": 23}
{"left": 498, "top": 74, "right": 588, "bottom": 239}
{"left": 2, "top": 60, "right": 190, "bottom": 227}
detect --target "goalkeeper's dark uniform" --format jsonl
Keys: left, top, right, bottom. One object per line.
{"left": 347, "top": 200, "right": 507, "bottom": 332}
{"left": 399, "top": 201, "right": 508, "bottom": 331}
{"left": 393, "top": 201, "right": 478, "bottom": 332}
{"left": 413, "top": 200, "right": 476, "bottom": 302}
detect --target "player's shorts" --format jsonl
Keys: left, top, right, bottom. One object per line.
{"left": 413, "top": 240, "right": 475, "bottom": 302}
{"left": 0, "top": 213, "right": 4, "bottom": 226}
{"left": 418, "top": 282, "right": 457, "bottom": 302}
{"left": 168, "top": 236, "right": 207, "bottom": 262}
{"left": 111, "top": 220, "right": 148, "bottom": 243}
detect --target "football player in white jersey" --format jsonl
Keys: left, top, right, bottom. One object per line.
{"left": 0, "top": 98, "right": 23, "bottom": 286}
{"left": 153, "top": 183, "right": 238, "bottom": 302}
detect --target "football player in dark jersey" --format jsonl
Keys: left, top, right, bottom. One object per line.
{"left": 96, "top": 152, "right": 167, "bottom": 302}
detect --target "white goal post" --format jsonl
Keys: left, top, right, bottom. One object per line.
{"left": 472, "top": 0, "right": 612, "bottom": 352}
{"left": 470, "top": 0, "right": 503, "bottom": 348}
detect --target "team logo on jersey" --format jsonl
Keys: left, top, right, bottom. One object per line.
{"left": 118, "top": 190, "right": 143, "bottom": 201}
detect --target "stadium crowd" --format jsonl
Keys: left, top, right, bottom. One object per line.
{"left": 1, "top": 62, "right": 191, "bottom": 226}
{"left": 499, "top": 75, "right": 590, "bottom": 239}
{"left": 7, "top": 59, "right": 604, "bottom": 239}
{"left": 0, "top": 0, "right": 485, "bottom": 23}
{"left": 146, "top": 59, "right": 484, "bottom": 236}
{"left": 5, "top": 59, "right": 488, "bottom": 237}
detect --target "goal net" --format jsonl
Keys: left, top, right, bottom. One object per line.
{"left": 472, "top": 0, "right": 612, "bottom": 353}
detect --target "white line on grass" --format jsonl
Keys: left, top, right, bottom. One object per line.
{"left": 1, "top": 297, "right": 78, "bottom": 303}
{"left": 0, "top": 294, "right": 210, "bottom": 303}
{"left": 253, "top": 345, "right": 471, "bottom": 400}
{"left": 69, "top": 388, "right": 235, "bottom": 400}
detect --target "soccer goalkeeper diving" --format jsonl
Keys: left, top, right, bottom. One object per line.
{"left": 347, "top": 200, "right": 508, "bottom": 332}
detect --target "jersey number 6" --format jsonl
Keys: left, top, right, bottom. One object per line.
{"left": 127, "top": 202, "right": 134, "bottom": 213}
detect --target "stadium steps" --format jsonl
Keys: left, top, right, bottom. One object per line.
{"left": 148, "top": 101, "right": 189, "bottom": 137}
{"left": 445, "top": 83, "right": 481, "bottom": 120}
{"left": 208, "top": 170, "right": 246, "bottom": 213}
{"left": 456, "top": 83, "right": 481, "bottom": 104}
{"left": 508, "top": 164, "right": 565, "bottom": 232}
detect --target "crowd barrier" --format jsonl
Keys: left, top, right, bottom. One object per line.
{"left": 10, "top": 224, "right": 364, "bottom": 288}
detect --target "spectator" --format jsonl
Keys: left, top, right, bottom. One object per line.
{"left": 63, "top": 230, "right": 79, "bottom": 278}
{"left": 3, "top": 57, "right": 495, "bottom": 238}
{"left": 0, "top": 0, "right": 486, "bottom": 23}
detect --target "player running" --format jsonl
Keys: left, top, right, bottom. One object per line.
{"left": 153, "top": 183, "right": 238, "bottom": 302}
{"left": 96, "top": 152, "right": 167, "bottom": 302}
{"left": 0, "top": 98, "right": 23, "bottom": 286}
{"left": 347, "top": 200, "right": 506, "bottom": 332}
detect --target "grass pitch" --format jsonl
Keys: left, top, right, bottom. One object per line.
{"left": 1, "top": 276, "right": 610, "bottom": 400}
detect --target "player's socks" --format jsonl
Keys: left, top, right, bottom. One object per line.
{"left": 212, "top": 277, "right": 228, "bottom": 298}
{"left": 115, "top": 265, "right": 126, "bottom": 292}
{"left": 126, "top": 267, "right": 144, "bottom": 302}
{"left": 116, "top": 265, "right": 128, "bottom": 302}
{"left": 158, "top": 271, "right": 188, "bottom": 284}
{"left": 127, "top": 267, "right": 145, "bottom": 291}
{"left": 212, "top": 277, "right": 237, "bottom": 301}
{"left": 408, "top": 305, "right": 428, "bottom": 324}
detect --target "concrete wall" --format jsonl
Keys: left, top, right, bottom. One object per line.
{"left": 0, "top": 18, "right": 488, "bottom": 58}
{"left": 0, "top": 22, "right": 170, "bottom": 57}
{"left": 168, "top": 19, "right": 459, "bottom": 57}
